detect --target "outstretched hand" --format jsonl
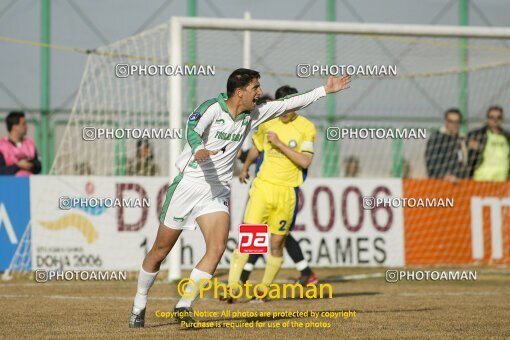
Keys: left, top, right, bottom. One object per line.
{"left": 324, "top": 75, "right": 351, "bottom": 94}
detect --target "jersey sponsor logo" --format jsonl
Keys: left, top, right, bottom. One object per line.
{"left": 215, "top": 131, "right": 243, "bottom": 142}
{"left": 268, "top": 149, "right": 286, "bottom": 158}
{"left": 188, "top": 112, "right": 200, "bottom": 121}
{"left": 288, "top": 139, "right": 298, "bottom": 148}
{"left": 173, "top": 216, "right": 185, "bottom": 222}
{"left": 214, "top": 118, "right": 225, "bottom": 125}
{"left": 238, "top": 224, "right": 269, "bottom": 254}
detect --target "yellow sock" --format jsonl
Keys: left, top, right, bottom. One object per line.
{"left": 228, "top": 249, "right": 249, "bottom": 286}
{"left": 262, "top": 254, "right": 284, "bottom": 287}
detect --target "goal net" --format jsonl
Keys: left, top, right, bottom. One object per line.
{"left": 51, "top": 18, "right": 510, "bottom": 179}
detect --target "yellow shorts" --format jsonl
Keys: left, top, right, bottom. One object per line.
{"left": 243, "top": 177, "right": 299, "bottom": 235}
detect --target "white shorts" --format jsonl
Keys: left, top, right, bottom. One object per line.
{"left": 159, "top": 173, "right": 230, "bottom": 230}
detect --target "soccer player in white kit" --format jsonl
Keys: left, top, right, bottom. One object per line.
{"left": 129, "top": 68, "right": 351, "bottom": 328}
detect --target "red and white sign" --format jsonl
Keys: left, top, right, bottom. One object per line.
{"left": 238, "top": 224, "right": 269, "bottom": 254}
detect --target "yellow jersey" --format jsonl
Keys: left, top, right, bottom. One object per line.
{"left": 474, "top": 130, "right": 510, "bottom": 181}
{"left": 253, "top": 115, "right": 316, "bottom": 187}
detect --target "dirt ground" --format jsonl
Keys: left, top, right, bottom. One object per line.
{"left": 1, "top": 266, "right": 509, "bottom": 339}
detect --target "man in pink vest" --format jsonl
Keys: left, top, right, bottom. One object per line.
{"left": 0, "top": 111, "right": 41, "bottom": 176}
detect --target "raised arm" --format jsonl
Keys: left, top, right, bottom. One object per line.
{"left": 252, "top": 75, "right": 351, "bottom": 128}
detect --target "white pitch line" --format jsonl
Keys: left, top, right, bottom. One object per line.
{"left": 336, "top": 273, "right": 385, "bottom": 280}
{"left": 0, "top": 294, "right": 220, "bottom": 301}
{"left": 397, "top": 291, "right": 508, "bottom": 297}
{"left": 272, "top": 272, "right": 385, "bottom": 283}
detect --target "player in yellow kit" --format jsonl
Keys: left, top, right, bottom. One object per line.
{"left": 227, "top": 85, "right": 316, "bottom": 301}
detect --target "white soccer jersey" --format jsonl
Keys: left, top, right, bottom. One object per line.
{"left": 175, "top": 86, "right": 327, "bottom": 184}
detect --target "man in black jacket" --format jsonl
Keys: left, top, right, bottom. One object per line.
{"left": 467, "top": 106, "right": 510, "bottom": 181}
{"left": 425, "top": 108, "right": 467, "bottom": 183}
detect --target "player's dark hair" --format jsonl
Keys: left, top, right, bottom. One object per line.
{"left": 226, "top": 68, "right": 260, "bottom": 97}
{"left": 443, "top": 108, "right": 462, "bottom": 120}
{"left": 486, "top": 105, "right": 503, "bottom": 118}
{"left": 6, "top": 111, "right": 25, "bottom": 132}
{"left": 275, "top": 85, "right": 298, "bottom": 100}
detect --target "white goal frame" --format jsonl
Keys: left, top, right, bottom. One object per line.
{"left": 167, "top": 16, "right": 510, "bottom": 281}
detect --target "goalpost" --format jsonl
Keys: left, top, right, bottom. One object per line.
{"left": 5, "top": 16, "right": 510, "bottom": 280}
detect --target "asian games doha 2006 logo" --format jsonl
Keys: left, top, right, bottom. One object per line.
{"left": 38, "top": 181, "right": 101, "bottom": 244}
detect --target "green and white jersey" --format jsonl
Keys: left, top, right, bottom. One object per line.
{"left": 176, "top": 86, "right": 327, "bottom": 184}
